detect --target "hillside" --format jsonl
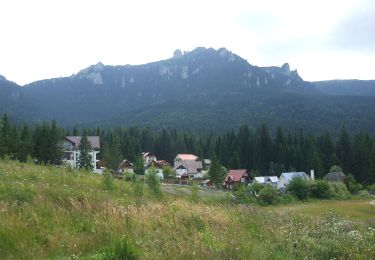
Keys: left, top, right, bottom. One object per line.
{"left": 314, "top": 80, "right": 375, "bottom": 97}
{"left": 0, "top": 160, "right": 374, "bottom": 259}
{"left": 1, "top": 47, "right": 375, "bottom": 133}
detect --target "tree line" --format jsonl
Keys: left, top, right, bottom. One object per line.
{"left": 1, "top": 114, "right": 374, "bottom": 185}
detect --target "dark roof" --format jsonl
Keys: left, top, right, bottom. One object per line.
{"left": 225, "top": 169, "right": 248, "bottom": 182}
{"left": 149, "top": 160, "right": 171, "bottom": 168}
{"left": 65, "top": 136, "right": 100, "bottom": 149}
{"left": 174, "top": 161, "right": 203, "bottom": 174}
{"left": 323, "top": 172, "right": 346, "bottom": 182}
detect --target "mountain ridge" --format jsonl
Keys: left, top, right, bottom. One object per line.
{"left": 1, "top": 47, "right": 375, "bottom": 134}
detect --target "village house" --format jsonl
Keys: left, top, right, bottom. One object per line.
{"left": 62, "top": 136, "right": 101, "bottom": 173}
{"left": 277, "top": 172, "right": 310, "bottom": 190}
{"left": 117, "top": 159, "right": 134, "bottom": 174}
{"left": 223, "top": 169, "right": 250, "bottom": 189}
{"left": 145, "top": 160, "right": 171, "bottom": 179}
{"left": 254, "top": 176, "right": 279, "bottom": 188}
{"left": 174, "top": 160, "right": 204, "bottom": 179}
{"left": 142, "top": 152, "right": 157, "bottom": 167}
{"left": 174, "top": 154, "right": 203, "bottom": 179}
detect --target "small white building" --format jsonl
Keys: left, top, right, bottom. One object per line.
{"left": 62, "top": 136, "right": 101, "bottom": 173}
{"left": 254, "top": 176, "right": 279, "bottom": 187}
{"left": 277, "top": 172, "right": 309, "bottom": 190}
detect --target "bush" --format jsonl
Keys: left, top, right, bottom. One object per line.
{"left": 328, "top": 182, "right": 350, "bottom": 199}
{"left": 344, "top": 174, "right": 362, "bottom": 194}
{"left": 102, "top": 171, "right": 114, "bottom": 191}
{"left": 258, "top": 185, "right": 280, "bottom": 205}
{"left": 246, "top": 182, "right": 264, "bottom": 195}
{"left": 309, "top": 180, "right": 331, "bottom": 199}
{"left": 191, "top": 185, "right": 200, "bottom": 202}
{"left": 146, "top": 168, "right": 162, "bottom": 199}
{"left": 368, "top": 183, "right": 375, "bottom": 194}
{"left": 286, "top": 177, "right": 309, "bottom": 200}
{"left": 279, "top": 194, "right": 297, "bottom": 204}
{"left": 103, "top": 236, "right": 139, "bottom": 260}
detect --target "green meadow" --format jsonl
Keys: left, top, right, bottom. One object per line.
{"left": 0, "top": 159, "right": 374, "bottom": 259}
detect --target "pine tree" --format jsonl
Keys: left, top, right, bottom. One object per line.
{"left": 78, "top": 131, "right": 93, "bottom": 171}
{"left": 18, "top": 125, "right": 34, "bottom": 162}
{"left": 208, "top": 155, "right": 225, "bottom": 186}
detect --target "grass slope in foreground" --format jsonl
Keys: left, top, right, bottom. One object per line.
{"left": 0, "top": 160, "right": 374, "bottom": 259}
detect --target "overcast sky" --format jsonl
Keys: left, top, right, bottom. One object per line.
{"left": 0, "top": 0, "right": 374, "bottom": 85}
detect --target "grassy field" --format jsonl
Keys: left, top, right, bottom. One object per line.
{"left": 273, "top": 198, "right": 375, "bottom": 225}
{"left": 0, "top": 159, "right": 374, "bottom": 259}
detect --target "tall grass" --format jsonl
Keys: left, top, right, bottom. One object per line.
{"left": 0, "top": 160, "right": 374, "bottom": 259}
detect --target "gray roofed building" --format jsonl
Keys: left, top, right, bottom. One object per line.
{"left": 277, "top": 172, "right": 310, "bottom": 190}
{"left": 64, "top": 136, "right": 100, "bottom": 150}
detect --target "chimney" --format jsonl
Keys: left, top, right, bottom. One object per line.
{"left": 310, "top": 170, "right": 315, "bottom": 180}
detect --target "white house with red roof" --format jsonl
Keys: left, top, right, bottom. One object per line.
{"left": 223, "top": 169, "right": 250, "bottom": 189}
{"left": 62, "top": 136, "right": 101, "bottom": 173}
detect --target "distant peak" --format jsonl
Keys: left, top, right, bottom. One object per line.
{"left": 281, "top": 63, "right": 290, "bottom": 73}
{"left": 173, "top": 49, "right": 183, "bottom": 59}
{"left": 0, "top": 75, "right": 6, "bottom": 81}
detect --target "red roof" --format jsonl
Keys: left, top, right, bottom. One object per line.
{"left": 176, "top": 154, "right": 198, "bottom": 161}
{"left": 224, "top": 169, "right": 248, "bottom": 182}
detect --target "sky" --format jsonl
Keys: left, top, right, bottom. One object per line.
{"left": 0, "top": 0, "right": 374, "bottom": 85}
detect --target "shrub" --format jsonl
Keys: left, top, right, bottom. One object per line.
{"left": 258, "top": 185, "right": 280, "bottom": 205}
{"left": 246, "top": 182, "right": 264, "bottom": 195}
{"left": 328, "top": 182, "right": 350, "bottom": 199}
{"left": 103, "top": 236, "right": 139, "bottom": 260}
{"left": 309, "top": 180, "right": 331, "bottom": 199}
{"left": 146, "top": 168, "right": 162, "bottom": 199}
{"left": 280, "top": 194, "right": 297, "bottom": 204}
{"left": 191, "top": 185, "right": 200, "bottom": 202}
{"left": 344, "top": 174, "right": 362, "bottom": 194}
{"left": 368, "top": 183, "right": 375, "bottom": 194}
{"left": 286, "top": 177, "right": 310, "bottom": 200}
{"left": 102, "top": 170, "right": 114, "bottom": 191}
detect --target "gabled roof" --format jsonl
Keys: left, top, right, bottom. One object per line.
{"left": 118, "top": 159, "right": 134, "bottom": 169}
{"left": 225, "top": 169, "right": 248, "bottom": 182}
{"left": 174, "top": 161, "right": 203, "bottom": 174}
{"left": 175, "top": 154, "right": 199, "bottom": 161}
{"left": 65, "top": 136, "right": 100, "bottom": 149}
{"left": 280, "top": 172, "right": 309, "bottom": 181}
{"left": 142, "top": 152, "right": 155, "bottom": 158}
{"left": 149, "top": 160, "right": 171, "bottom": 168}
{"left": 255, "top": 176, "right": 278, "bottom": 184}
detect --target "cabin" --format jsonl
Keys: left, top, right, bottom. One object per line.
{"left": 62, "top": 136, "right": 101, "bottom": 173}
{"left": 277, "top": 172, "right": 310, "bottom": 190}
{"left": 223, "top": 169, "right": 250, "bottom": 189}
{"left": 254, "top": 176, "right": 279, "bottom": 187}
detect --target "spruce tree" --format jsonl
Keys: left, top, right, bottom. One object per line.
{"left": 208, "top": 155, "right": 225, "bottom": 186}
{"left": 78, "top": 131, "right": 93, "bottom": 171}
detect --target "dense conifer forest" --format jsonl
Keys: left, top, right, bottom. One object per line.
{"left": 1, "top": 114, "right": 374, "bottom": 185}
